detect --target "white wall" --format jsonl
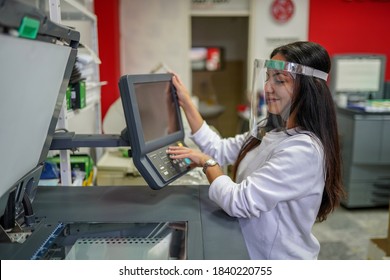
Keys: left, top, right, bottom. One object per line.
{"left": 119, "top": 0, "right": 309, "bottom": 91}
{"left": 120, "top": 0, "right": 191, "bottom": 87}
{"left": 248, "top": 0, "right": 309, "bottom": 89}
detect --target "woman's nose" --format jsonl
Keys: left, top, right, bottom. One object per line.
{"left": 264, "top": 81, "right": 273, "bottom": 93}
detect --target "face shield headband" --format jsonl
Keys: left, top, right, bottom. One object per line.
{"left": 264, "top": 60, "right": 328, "bottom": 81}
{"left": 249, "top": 59, "right": 328, "bottom": 139}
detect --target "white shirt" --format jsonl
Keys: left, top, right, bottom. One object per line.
{"left": 190, "top": 122, "right": 325, "bottom": 259}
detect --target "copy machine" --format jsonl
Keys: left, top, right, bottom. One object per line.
{"left": 0, "top": 0, "right": 248, "bottom": 260}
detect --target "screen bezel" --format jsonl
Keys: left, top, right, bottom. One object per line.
{"left": 119, "top": 73, "right": 185, "bottom": 156}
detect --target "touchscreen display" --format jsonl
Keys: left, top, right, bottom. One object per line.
{"left": 135, "top": 81, "right": 180, "bottom": 143}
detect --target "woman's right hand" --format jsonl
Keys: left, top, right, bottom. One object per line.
{"left": 167, "top": 145, "right": 208, "bottom": 168}
{"left": 167, "top": 145, "right": 224, "bottom": 183}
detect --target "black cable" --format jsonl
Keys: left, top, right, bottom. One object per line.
{"left": 0, "top": 190, "right": 16, "bottom": 230}
{"left": 22, "top": 192, "right": 35, "bottom": 226}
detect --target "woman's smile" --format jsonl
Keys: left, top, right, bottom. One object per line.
{"left": 266, "top": 97, "right": 280, "bottom": 103}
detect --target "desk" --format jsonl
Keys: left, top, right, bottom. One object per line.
{"left": 96, "top": 150, "right": 209, "bottom": 186}
{"left": 0, "top": 185, "right": 249, "bottom": 260}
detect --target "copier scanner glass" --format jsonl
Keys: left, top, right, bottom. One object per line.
{"left": 32, "top": 221, "right": 187, "bottom": 260}
{"left": 119, "top": 73, "right": 191, "bottom": 190}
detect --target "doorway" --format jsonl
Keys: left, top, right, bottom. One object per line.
{"left": 191, "top": 16, "right": 249, "bottom": 137}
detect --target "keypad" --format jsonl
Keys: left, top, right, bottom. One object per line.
{"left": 146, "top": 141, "right": 191, "bottom": 182}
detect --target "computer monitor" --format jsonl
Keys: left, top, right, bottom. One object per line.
{"left": 330, "top": 54, "right": 386, "bottom": 100}
{"left": 119, "top": 73, "right": 191, "bottom": 190}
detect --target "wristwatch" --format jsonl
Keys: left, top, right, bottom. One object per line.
{"left": 202, "top": 158, "right": 219, "bottom": 174}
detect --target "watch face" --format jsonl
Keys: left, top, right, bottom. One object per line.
{"left": 203, "top": 158, "right": 218, "bottom": 174}
{"left": 206, "top": 159, "right": 217, "bottom": 166}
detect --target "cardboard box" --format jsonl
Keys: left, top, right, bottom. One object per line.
{"left": 367, "top": 203, "right": 390, "bottom": 259}
{"left": 96, "top": 150, "right": 142, "bottom": 186}
{"left": 368, "top": 238, "right": 390, "bottom": 260}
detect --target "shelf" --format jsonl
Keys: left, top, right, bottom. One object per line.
{"left": 47, "top": 0, "right": 102, "bottom": 186}
{"left": 61, "top": 0, "right": 97, "bottom": 21}
{"left": 86, "top": 81, "right": 107, "bottom": 90}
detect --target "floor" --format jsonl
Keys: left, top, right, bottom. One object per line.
{"left": 312, "top": 205, "right": 389, "bottom": 260}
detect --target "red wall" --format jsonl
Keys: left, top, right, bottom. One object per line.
{"left": 308, "top": 0, "right": 390, "bottom": 80}
{"left": 94, "top": 0, "right": 120, "bottom": 123}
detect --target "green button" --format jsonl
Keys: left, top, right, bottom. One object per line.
{"left": 18, "top": 16, "right": 40, "bottom": 39}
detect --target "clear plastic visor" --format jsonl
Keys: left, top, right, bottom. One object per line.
{"left": 249, "top": 59, "right": 328, "bottom": 139}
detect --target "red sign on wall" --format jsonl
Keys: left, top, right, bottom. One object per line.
{"left": 271, "top": 0, "right": 295, "bottom": 24}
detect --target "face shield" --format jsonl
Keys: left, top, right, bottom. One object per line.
{"left": 249, "top": 59, "right": 328, "bottom": 139}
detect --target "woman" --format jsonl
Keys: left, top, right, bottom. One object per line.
{"left": 168, "top": 41, "right": 344, "bottom": 259}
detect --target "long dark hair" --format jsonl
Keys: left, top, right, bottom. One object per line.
{"left": 233, "top": 41, "right": 345, "bottom": 222}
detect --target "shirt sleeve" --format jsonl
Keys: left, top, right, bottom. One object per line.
{"left": 208, "top": 135, "right": 325, "bottom": 218}
{"left": 190, "top": 121, "right": 247, "bottom": 166}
